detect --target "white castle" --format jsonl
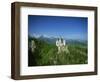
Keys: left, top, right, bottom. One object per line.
{"left": 56, "top": 37, "right": 69, "bottom": 54}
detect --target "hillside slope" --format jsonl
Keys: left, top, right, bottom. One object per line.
{"left": 28, "top": 37, "right": 88, "bottom": 66}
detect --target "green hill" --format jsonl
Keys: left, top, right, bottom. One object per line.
{"left": 28, "top": 37, "right": 88, "bottom": 66}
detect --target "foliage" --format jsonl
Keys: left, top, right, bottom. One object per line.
{"left": 28, "top": 36, "right": 88, "bottom": 66}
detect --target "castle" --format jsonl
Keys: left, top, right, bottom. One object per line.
{"left": 56, "top": 37, "right": 69, "bottom": 54}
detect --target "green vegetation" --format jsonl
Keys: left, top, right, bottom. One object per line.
{"left": 28, "top": 37, "right": 88, "bottom": 66}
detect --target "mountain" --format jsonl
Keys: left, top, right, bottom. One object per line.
{"left": 31, "top": 35, "right": 87, "bottom": 46}
{"left": 38, "top": 35, "right": 57, "bottom": 44}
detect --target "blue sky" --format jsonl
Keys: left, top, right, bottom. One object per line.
{"left": 28, "top": 15, "right": 88, "bottom": 40}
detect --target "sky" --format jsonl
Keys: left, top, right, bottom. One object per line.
{"left": 28, "top": 15, "right": 88, "bottom": 40}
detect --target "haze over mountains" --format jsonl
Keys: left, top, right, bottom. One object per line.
{"left": 29, "top": 34, "right": 87, "bottom": 45}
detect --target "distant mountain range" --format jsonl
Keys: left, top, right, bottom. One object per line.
{"left": 30, "top": 35, "right": 87, "bottom": 46}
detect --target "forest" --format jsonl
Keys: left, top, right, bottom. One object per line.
{"left": 28, "top": 36, "right": 88, "bottom": 66}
